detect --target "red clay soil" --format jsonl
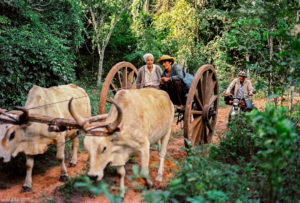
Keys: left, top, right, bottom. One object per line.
{"left": 0, "top": 99, "right": 272, "bottom": 203}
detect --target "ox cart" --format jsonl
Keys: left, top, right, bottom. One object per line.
{"left": 98, "top": 62, "right": 219, "bottom": 147}
{"left": 0, "top": 62, "right": 219, "bottom": 148}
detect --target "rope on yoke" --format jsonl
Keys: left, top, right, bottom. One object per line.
{"left": 26, "top": 95, "right": 89, "bottom": 110}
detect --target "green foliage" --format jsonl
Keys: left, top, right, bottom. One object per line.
{"left": 143, "top": 104, "right": 300, "bottom": 202}
{"left": 290, "top": 104, "right": 300, "bottom": 130}
{"left": 74, "top": 80, "right": 101, "bottom": 116}
{"left": 104, "top": 12, "right": 138, "bottom": 75}
{"left": 221, "top": 0, "right": 299, "bottom": 98}
{"left": 0, "top": 0, "right": 83, "bottom": 108}
{"left": 247, "top": 104, "right": 299, "bottom": 202}
{"left": 143, "top": 147, "right": 251, "bottom": 202}
{"left": 210, "top": 114, "right": 256, "bottom": 164}
{"left": 74, "top": 175, "right": 122, "bottom": 203}
{"left": 55, "top": 175, "right": 94, "bottom": 203}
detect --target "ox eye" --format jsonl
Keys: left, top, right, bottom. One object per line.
{"left": 9, "top": 132, "right": 15, "bottom": 141}
{"left": 102, "top": 146, "right": 107, "bottom": 153}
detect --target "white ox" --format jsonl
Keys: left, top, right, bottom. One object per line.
{"left": 68, "top": 88, "right": 174, "bottom": 197}
{"left": 0, "top": 84, "right": 91, "bottom": 191}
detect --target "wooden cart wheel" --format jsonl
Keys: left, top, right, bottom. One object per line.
{"left": 99, "top": 61, "right": 138, "bottom": 114}
{"left": 184, "top": 64, "right": 219, "bottom": 147}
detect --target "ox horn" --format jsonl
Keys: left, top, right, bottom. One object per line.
{"left": 106, "top": 99, "right": 123, "bottom": 134}
{"left": 68, "top": 97, "right": 121, "bottom": 134}
{"left": 81, "top": 99, "right": 123, "bottom": 133}
{"left": 68, "top": 97, "right": 87, "bottom": 128}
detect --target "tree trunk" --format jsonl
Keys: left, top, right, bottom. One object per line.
{"left": 97, "top": 48, "right": 105, "bottom": 86}
{"left": 267, "top": 33, "right": 274, "bottom": 103}
{"left": 289, "top": 86, "right": 294, "bottom": 111}
{"left": 297, "top": 0, "right": 300, "bottom": 22}
{"left": 96, "top": 0, "right": 133, "bottom": 86}
{"left": 246, "top": 52, "right": 250, "bottom": 79}
{"left": 144, "top": 0, "right": 150, "bottom": 12}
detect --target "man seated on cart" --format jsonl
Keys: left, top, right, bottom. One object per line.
{"left": 158, "top": 55, "right": 189, "bottom": 110}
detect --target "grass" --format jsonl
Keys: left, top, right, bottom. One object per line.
{"left": 73, "top": 80, "right": 102, "bottom": 116}
{"left": 54, "top": 175, "right": 94, "bottom": 203}
{"left": 218, "top": 96, "right": 227, "bottom": 108}
{"left": 35, "top": 193, "right": 57, "bottom": 203}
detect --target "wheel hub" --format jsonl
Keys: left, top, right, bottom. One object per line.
{"left": 203, "top": 105, "right": 216, "bottom": 121}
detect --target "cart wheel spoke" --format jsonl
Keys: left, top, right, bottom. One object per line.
{"left": 195, "top": 91, "right": 203, "bottom": 109}
{"left": 189, "top": 116, "right": 201, "bottom": 132}
{"left": 197, "top": 82, "right": 205, "bottom": 108}
{"left": 122, "top": 67, "right": 128, "bottom": 88}
{"left": 205, "top": 72, "right": 213, "bottom": 99}
{"left": 206, "top": 72, "right": 216, "bottom": 97}
{"left": 191, "top": 110, "right": 202, "bottom": 115}
{"left": 207, "top": 81, "right": 216, "bottom": 100}
{"left": 114, "top": 72, "right": 122, "bottom": 88}
{"left": 110, "top": 82, "right": 118, "bottom": 94}
{"left": 200, "top": 72, "right": 207, "bottom": 104}
{"left": 128, "top": 70, "right": 135, "bottom": 88}
{"left": 191, "top": 120, "right": 202, "bottom": 145}
{"left": 208, "top": 95, "right": 218, "bottom": 107}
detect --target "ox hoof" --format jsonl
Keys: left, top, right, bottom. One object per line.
{"left": 22, "top": 186, "right": 31, "bottom": 192}
{"left": 59, "top": 175, "right": 69, "bottom": 182}
{"left": 69, "top": 162, "right": 76, "bottom": 167}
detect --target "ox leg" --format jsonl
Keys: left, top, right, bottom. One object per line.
{"left": 117, "top": 166, "right": 126, "bottom": 198}
{"left": 57, "top": 141, "right": 68, "bottom": 182}
{"left": 140, "top": 141, "right": 153, "bottom": 188}
{"left": 156, "top": 128, "right": 171, "bottom": 182}
{"left": 69, "top": 136, "right": 79, "bottom": 167}
{"left": 22, "top": 155, "right": 34, "bottom": 192}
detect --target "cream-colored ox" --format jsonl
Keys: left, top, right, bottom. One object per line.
{"left": 68, "top": 88, "right": 174, "bottom": 198}
{"left": 0, "top": 84, "right": 91, "bottom": 191}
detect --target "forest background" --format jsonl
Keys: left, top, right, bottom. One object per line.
{"left": 0, "top": 0, "right": 299, "bottom": 109}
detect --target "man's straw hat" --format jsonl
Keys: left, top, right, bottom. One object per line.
{"left": 157, "top": 55, "right": 175, "bottom": 65}
{"left": 238, "top": 71, "right": 247, "bottom": 77}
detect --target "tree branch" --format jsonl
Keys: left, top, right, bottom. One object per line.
{"left": 101, "top": 0, "right": 133, "bottom": 51}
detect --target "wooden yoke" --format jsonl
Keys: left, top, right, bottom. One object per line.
{"left": 0, "top": 106, "right": 108, "bottom": 132}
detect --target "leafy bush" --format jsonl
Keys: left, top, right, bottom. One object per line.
{"left": 247, "top": 104, "right": 299, "bottom": 202}
{"left": 55, "top": 175, "right": 94, "bottom": 203}
{"left": 143, "top": 105, "right": 300, "bottom": 202}
{"left": 74, "top": 175, "right": 122, "bottom": 203}
{"left": 143, "top": 147, "right": 251, "bottom": 203}
{"left": 210, "top": 114, "right": 256, "bottom": 164}
{"left": 0, "top": 0, "right": 83, "bottom": 108}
